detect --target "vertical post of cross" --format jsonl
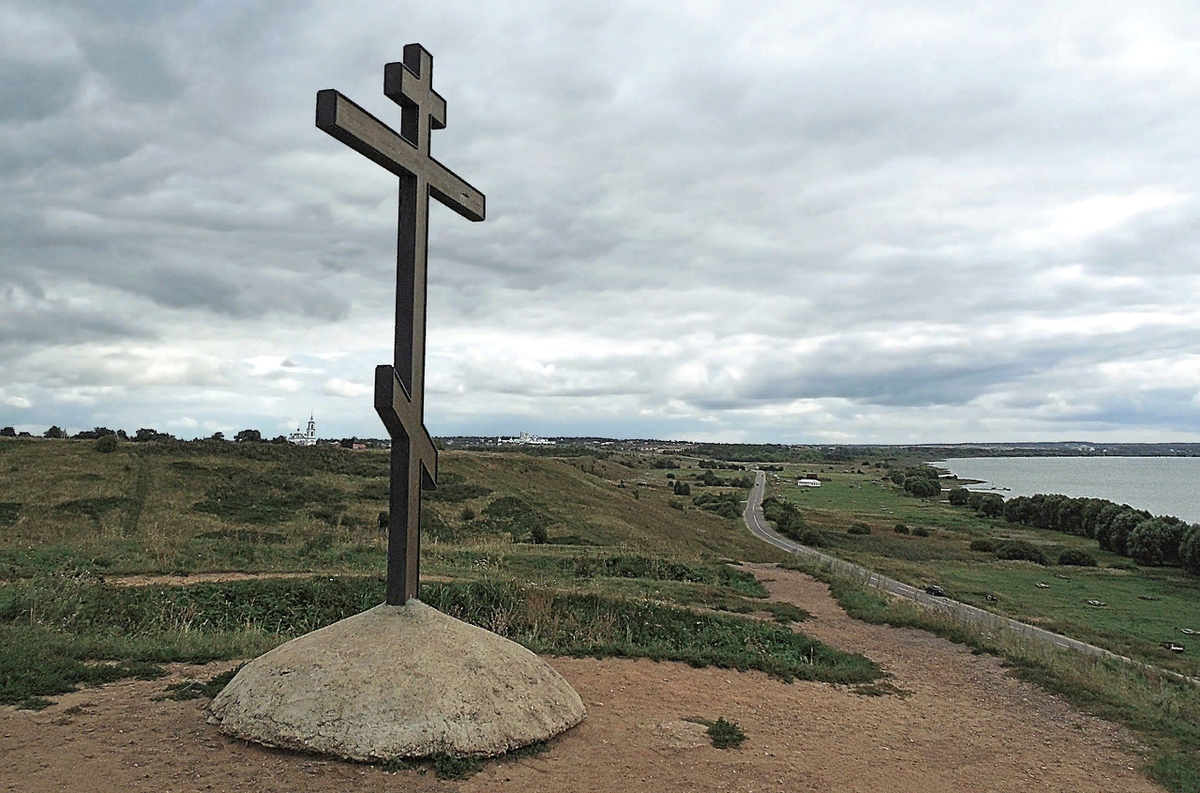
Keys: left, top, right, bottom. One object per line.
{"left": 316, "top": 44, "right": 485, "bottom": 605}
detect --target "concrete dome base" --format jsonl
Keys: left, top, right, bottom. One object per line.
{"left": 207, "top": 599, "right": 586, "bottom": 760}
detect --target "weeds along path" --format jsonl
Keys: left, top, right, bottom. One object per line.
{"left": 743, "top": 470, "right": 1200, "bottom": 687}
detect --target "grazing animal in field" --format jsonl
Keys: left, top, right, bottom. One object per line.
{"left": 1161, "top": 642, "right": 1185, "bottom": 654}
{"left": 1036, "top": 582, "right": 1050, "bottom": 589}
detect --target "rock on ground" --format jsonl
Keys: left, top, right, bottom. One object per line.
{"left": 207, "top": 599, "right": 585, "bottom": 760}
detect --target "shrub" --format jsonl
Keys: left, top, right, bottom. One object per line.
{"left": 529, "top": 525, "right": 549, "bottom": 545}
{"left": 799, "top": 529, "right": 825, "bottom": 547}
{"left": 969, "top": 538, "right": 997, "bottom": 552}
{"left": 692, "top": 491, "right": 742, "bottom": 519}
{"left": 947, "top": 488, "right": 970, "bottom": 506}
{"left": 847, "top": 523, "right": 871, "bottom": 536}
{"left": 911, "top": 527, "right": 930, "bottom": 537}
{"left": 1058, "top": 549, "right": 1097, "bottom": 567}
{"left": 673, "top": 481, "right": 691, "bottom": 496}
{"left": 95, "top": 434, "right": 117, "bottom": 453}
{"left": 994, "top": 540, "right": 1049, "bottom": 565}
{"left": 707, "top": 717, "right": 746, "bottom": 750}
{"left": 761, "top": 497, "right": 807, "bottom": 541}
{"left": 904, "top": 478, "right": 940, "bottom": 498}
{"left": 461, "top": 506, "right": 475, "bottom": 521}
{"left": 893, "top": 524, "right": 909, "bottom": 534}
{"left": 669, "top": 499, "right": 684, "bottom": 511}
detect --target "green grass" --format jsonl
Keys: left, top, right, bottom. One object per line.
{"left": 0, "top": 574, "right": 877, "bottom": 706}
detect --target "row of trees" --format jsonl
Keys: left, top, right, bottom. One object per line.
{"left": 949, "top": 489, "right": 1200, "bottom": 574}
{"left": 8, "top": 426, "right": 389, "bottom": 450}
{"left": 0, "top": 426, "right": 181, "bottom": 442}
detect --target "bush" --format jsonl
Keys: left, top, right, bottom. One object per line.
{"left": 673, "top": 481, "right": 691, "bottom": 496}
{"left": 707, "top": 717, "right": 746, "bottom": 750}
{"left": 1058, "top": 549, "right": 1097, "bottom": 567}
{"left": 893, "top": 524, "right": 909, "bottom": 534}
{"left": 461, "top": 506, "right": 475, "bottom": 521}
{"left": 969, "top": 538, "right": 997, "bottom": 552}
{"left": 904, "top": 478, "right": 940, "bottom": 498}
{"left": 911, "top": 527, "right": 930, "bottom": 537}
{"left": 692, "top": 491, "right": 742, "bottom": 519}
{"left": 994, "top": 540, "right": 1049, "bottom": 565}
{"left": 948, "top": 488, "right": 970, "bottom": 506}
{"left": 761, "top": 497, "right": 807, "bottom": 541}
{"left": 529, "top": 525, "right": 549, "bottom": 545}
{"left": 847, "top": 523, "right": 871, "bottom": 536}
{"left": 95, "top": 435, "right": 117, "bottom": 453}
{"left": 798, "top": 529, "right": 825, "bottom": 547}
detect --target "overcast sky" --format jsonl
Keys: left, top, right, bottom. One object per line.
{"left": 2, "top": 1, "right": 1198, "bottom": 443}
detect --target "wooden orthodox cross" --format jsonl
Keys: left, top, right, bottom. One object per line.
{"left": 316, "top": 45, "right": 485, "bottom": 605}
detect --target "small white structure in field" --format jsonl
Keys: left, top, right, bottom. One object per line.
{"left": 797, "top": 477, "right": 822, "bottom": 487}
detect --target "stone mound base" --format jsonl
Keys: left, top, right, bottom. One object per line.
{"left": 207, "top": 600, "right": 585, "bottom": 760}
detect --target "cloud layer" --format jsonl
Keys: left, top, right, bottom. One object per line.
{"left": 2, "top": 0, "right": 1199, "bottom": 442}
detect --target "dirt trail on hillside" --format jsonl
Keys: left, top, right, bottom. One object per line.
{"left": 98, "top": 572, "right": 455, "bottom": 587}
{"left": 0, "top": 565, "right": 1163, "bottom": 793}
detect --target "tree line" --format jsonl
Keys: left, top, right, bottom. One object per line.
{"left": 949, "top": 489, "right": 1200, "bottom": 575}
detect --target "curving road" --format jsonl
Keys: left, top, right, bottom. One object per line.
{"left": 743, "top": 469, "right": 1199, "bottom": 685}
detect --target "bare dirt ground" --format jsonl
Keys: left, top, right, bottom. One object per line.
{"left": 0, "top": 565, "right": 1164, "bottom": 793}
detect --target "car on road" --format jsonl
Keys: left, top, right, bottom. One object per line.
{"left": 924, "top": 584, "right": 946, "bottom": 597}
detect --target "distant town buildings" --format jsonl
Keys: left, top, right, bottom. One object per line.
{"left": 288, "top": 414, "right": 317, "bottom": 446}
{"left": 497, "top": 431, "right": 556, "bottom": 446}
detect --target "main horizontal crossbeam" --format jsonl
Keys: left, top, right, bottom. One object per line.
{"left": 316, "top": 89, "right": 485, "bottom": 222}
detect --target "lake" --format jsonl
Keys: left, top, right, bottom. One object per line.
{"left": 933, "top": 456, "right": 1200, "bottom": 524}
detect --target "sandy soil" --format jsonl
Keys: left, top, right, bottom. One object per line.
{"left": 0, "top": 565, "right": 1164, "bottom": 793}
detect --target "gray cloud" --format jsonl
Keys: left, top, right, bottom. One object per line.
{"left": 2, "top": 0, "right": 1199, "bottom": 441}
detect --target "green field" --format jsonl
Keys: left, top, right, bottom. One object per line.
{"left": 764, "top": 463, "right": 1200, "bottom": 680}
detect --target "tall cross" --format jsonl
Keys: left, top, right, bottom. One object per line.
{"left": 316, "top": 44, "right": 485, "bottom": 605}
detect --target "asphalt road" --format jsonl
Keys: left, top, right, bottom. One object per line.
{"left": 742, "top": 469, "right": 1199, "bottom": 685}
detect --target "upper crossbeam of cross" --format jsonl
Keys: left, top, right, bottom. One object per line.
{"left": 316, "top": 44, "right": 485, "bottom": 605}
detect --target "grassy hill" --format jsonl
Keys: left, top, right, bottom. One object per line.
{"left": 0, "top": 438, "right": 780, "bottom": 578}
{"left": 4, "top": 437, "right": 886, "bottom": 716}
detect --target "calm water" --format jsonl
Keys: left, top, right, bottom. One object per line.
{"left": 934, "top": 457, "right": 1200, "bottom": 524}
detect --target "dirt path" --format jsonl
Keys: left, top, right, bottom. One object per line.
{"left": 0, "top": 565, "right": 1163, "bottom": 793}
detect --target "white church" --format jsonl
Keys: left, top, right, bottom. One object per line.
{"left": 288, "top": 414, "right": 318, "bottom": 446}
